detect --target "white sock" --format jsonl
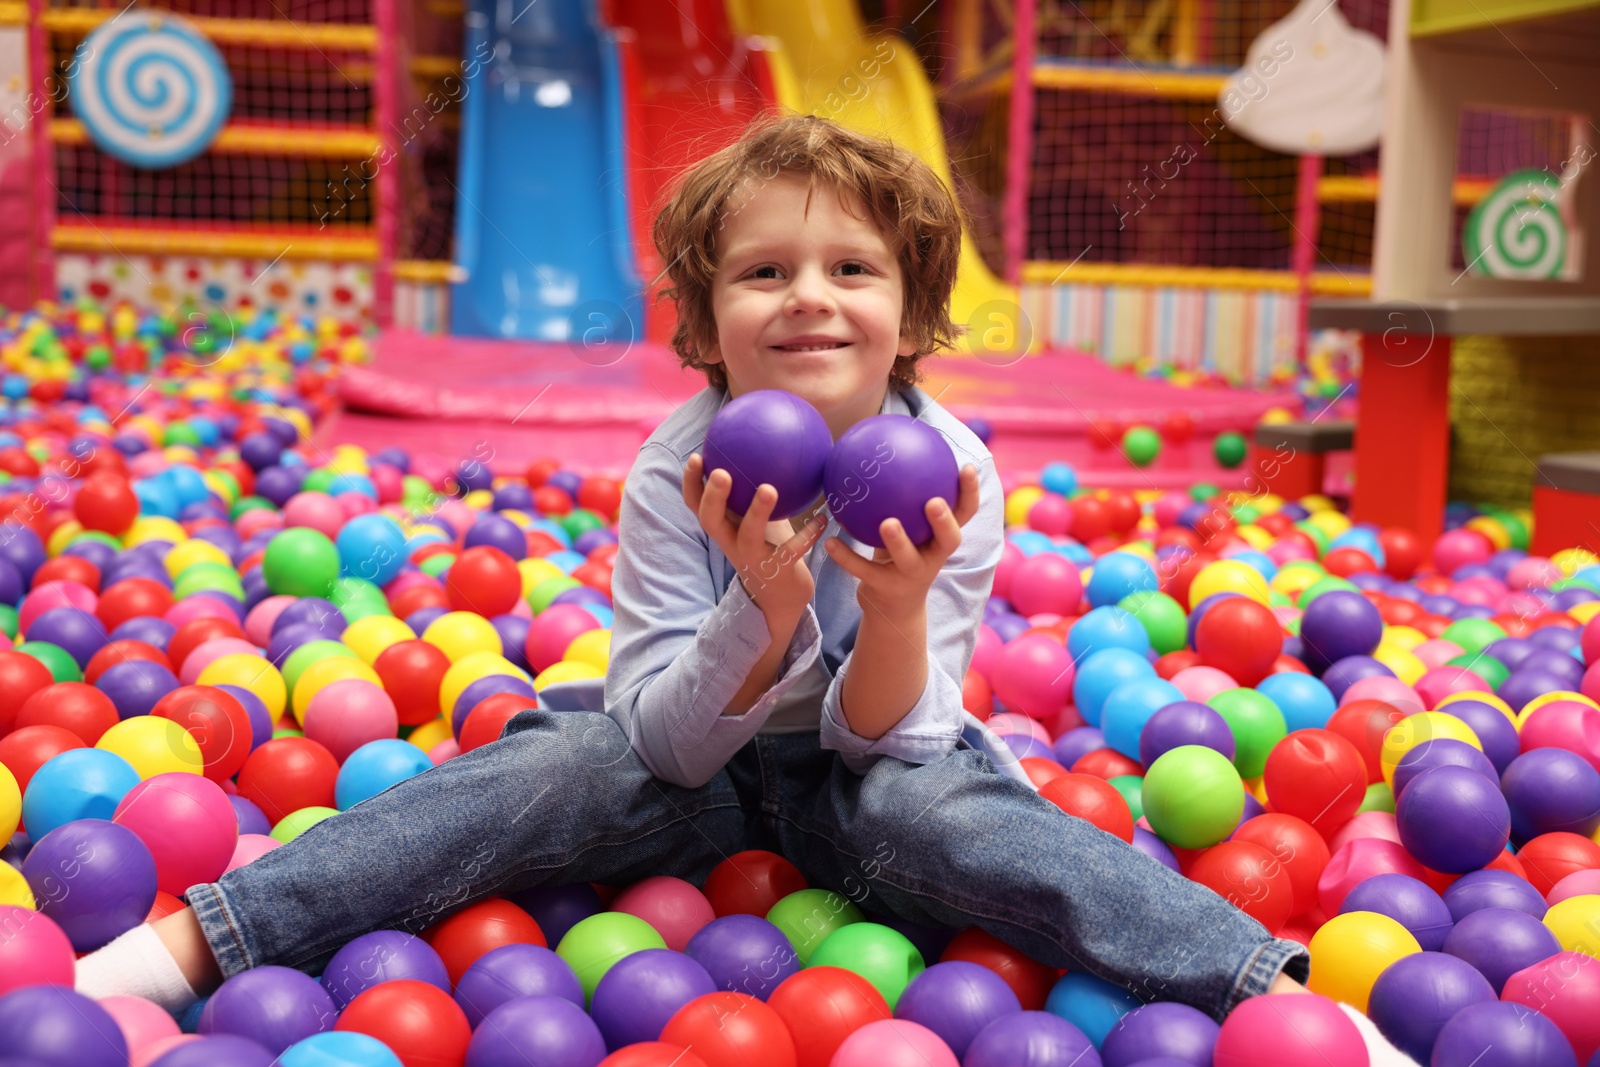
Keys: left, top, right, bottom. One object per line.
{"left": 1338, "top": 1002, "right": 1422, "bottom": 1066}
{"left": 74, "top": 924, "right": 199, "bottom": 1015}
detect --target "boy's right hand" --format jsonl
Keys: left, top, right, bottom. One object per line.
{"left": 682, "top": 453, "right": 828, "bottom": 621}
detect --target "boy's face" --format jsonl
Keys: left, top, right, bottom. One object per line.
{"left": 706, "top": 172, "right": 915, "bottom": 439}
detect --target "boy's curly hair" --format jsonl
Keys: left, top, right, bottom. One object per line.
{"left": 651, "top": 113, "right": 966, "bottom": 392}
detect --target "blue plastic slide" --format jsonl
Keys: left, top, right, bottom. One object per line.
{"left": 450, "top": 0, "right": 641, "bottom": 343}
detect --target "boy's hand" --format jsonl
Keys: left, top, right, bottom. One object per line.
{"left": 823, "top": 464, "right": 981, "bottom": 619}
{"left": 682, "top": 453, "right": 828, "bottom": 620}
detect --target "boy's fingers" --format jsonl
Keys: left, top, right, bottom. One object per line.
{"left": 824, "top": 536, "right": 870, "bottom": 580}
{"left": 926, "top": 497, "right": 963, "bottom": 559}
{"left": 737, "top": 485, "right": 777, "bottom": 557}
{"left": 952, "top": 465, "right": 982, "bottom": 525}
{"left": 780, "top": 511, "right": 828, "bottom": 557}
{"left": 879, "top": 518, "right": 922, "bottom": 572}
{"left": 682, "top": 454, "right": 706, "bottom": 511}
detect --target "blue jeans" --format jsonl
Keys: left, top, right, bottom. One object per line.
{"left": 189, "top": 711, "right": 1308, "bottom": 1022}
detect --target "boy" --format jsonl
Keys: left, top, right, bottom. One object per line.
{"left": 80, "top": 113, "right": 1379, "bottom": 1046}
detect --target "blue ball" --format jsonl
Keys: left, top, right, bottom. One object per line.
{"left": 1226, "top": 550, "right": 1279, "bottom": 582}
{"left": 1067, "top": 606, "right": 1151, "bottom": 661}
{"left": 1043, "top": 970, "right": 1141, "bottom": 1048}
{"left": 277, "top": 1031, "right": 401, "bottom": 1067}
{"left": 1008, "top": 530, "right": 1055, "bottom": 558}
{"left": 336, "top": 514, "right": 407, "bottom": 586}
{"left": 335, "top": 740, "right": 434, "bottom": 810}
{"left": 1100, "top": 678, "right": 1185, "bottom": 761}
{"left": 1254, "top": 672, "right": 1337, "bottom": 732}
{"left": 21, "top": 749, "right": 140, "bottom": 840}
{"left": 1040, "top": 463, "right": 1078, "bottom": 497}
{"left": 1072, "top": 648, "right": 1156, "bottom": 728}
{"left": 1085, "top": 553, "right": 1157, "bottom": 609}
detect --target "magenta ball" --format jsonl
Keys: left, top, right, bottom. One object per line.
{"left": 0, "top": 906, "right": 75, "bottom": 997}
{"left": 1415, "top": 666, "right": 1493, "bottom": 708}
{"left": 1027, "top": 494, "right": 1073, "bottom": 538}
{"left": 702, "top": 389, "right": 832, "bottom": 521}
{"left": 1214, "top": 993, "right": 1366, "bottom": 1067}
{"left": 1501, "top": 952, "right": 1600, "bottom": 1063}
{"left": 301, "top": 679, "right": 398, "bottom": 764}
{"left": 1520, "top": 700, "right": 1600, "bottom": 772}
{"left": 1008, "top": 554, "right": 1083, "bottom": 618}
{"left": 111, "top": 772, "right": 239, "bottom": 897}
{"left": 833, "top": 1019, "right": 958, "bottom": 1067}
{"left": 992, "top": 634, "right": 1075, "bottom": 720}
{"left": 824, "top": 414, "right": 960, "bottom": 549}
{"left": 609, "top": 876, "right": 715, "bottom": 953}
{"left": 524, "top": 605, "right": 600, "bottom": 673}
{"left": 1434, "top": 529, "right": 1493, "bottom": 575}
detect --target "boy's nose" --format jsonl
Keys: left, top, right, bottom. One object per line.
{"left": 784, "top": 266, "right": 835, "bottom": 315}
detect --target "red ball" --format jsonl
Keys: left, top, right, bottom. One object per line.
{"left": 526, "top": 459, "right": 561, "bottom": 487}
{"left": 1187, "top": 840, "right": 1295, "bottom": 934}
{"left": 961, "top": 670, "right": 992, "bottom": 720}
{"left": 1378, "top": 527, "right": 1423, "bottom": 580}
{"left": 1069, "top": 748, "right": 1142, "bottom": 781}
{"left": 458, "top": 692, "right": 532, "bottom": 754}
{"left": 0, "top": 724, "right": 84, "bottom": 797}
{"left": 1162, "top": 412, "right": 1195, "bottom": 444}
{"left": 1194, "top": 597, "right": 1283, "bottom": 687}
{"left": 703, "top": 850, "right": 808, "bottom": 918}
{"left": 444, "top": 545, "right": 521, "bottom": 617}
{"left": 1270, "top": 654, "right": 1311, "bottom": 675}
{"left": 1326, "top": 699, "right": 1411, "bottom": 784}
{"left": 166, "top": 617, "right": 246, "bottom": 672}
{"left": 146, "top": 890, "right": 187, "bottom": 923}
{"left": 374, "top": 640, "right": 451, "bottom": 726}
{"left": 1039, "top": 773, "right": 1135, "bottom": 842}
{"left": 1069, "top": 497, "right": 1111, "bottom": 542}
{"left": 73, "top": 472, "right": 140, "bottom": 534}
{"left": 1104, "top": 493, "right": 1141, "bottom": 535}
{"left": 1088, "top": 419, "right": 1121, "bottom": 451}
{"left": 767, "top": 967, "right": 891, "bottom": 1067}
{"left": 1321, "top": 547, "right": 1379, "bottom": 579}
{"left": 1231, "top": 813, "right": 1331, "bottom": 918}
{"left": 1163, "top": 552, "right": 1217, "bottom": 609}
{"left": 0, "top": 650, "right": 59, "bottom": 737}
{"left": 389, "top": 582, "right": 451, "bottom": 620}
{"left": 577, "top": 477, "right": 623, "bottom": 520}
{"left": 422, "top": 897, "right": 547, "bottom": 987}
{"left": 1020, "top": 757, "right": 1069, "bottom": 790}
{"left": 660, "top": 992, "right": 796, "bottom": 1067}
{"left": 939, "top": 927, "right": 1057, "bottom": 1010}
{"left": 30, "top": 555, "right": 100, "bottom": 593}
{"left": 600, "top": 1045, "right": 710, "bottom": 1067}
{"left": 571, "top": 562, "right": 613, "bottom": 598}
{"left": 1262, "top": 729, "right": 1366, "bottom": 837}
{"left": 1516, "top": 832, "right": 1600, "bottom": 898}
{"left": 236, "top": 736, "right": 339, "bottom": 824}
{"left": 152, "top": 685, "right": 253, "bottom": 782}
{"left": 334, "top": 979, "right": 472, "bottom": 1067}
{"left": 533, "top": 485, "right": 574, "bottom": 516}
{"left": 95, "top": 578, "right": 175, "bottom": 632}
{"left": 15, "top": 682, "right": 120, "bottom": 745}
{"left": 1154, "top": 650, "right": 1203, "bottom": 680}
{"left": 85, "top": 640, "right": 173, "bottom": 685}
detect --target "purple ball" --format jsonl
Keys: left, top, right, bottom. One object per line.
{"left": 454, "top": 944, "right": 584, "bottom": 1028}
{"left": 464, "top": 514, "right": 527, "bottom": 560}
{"left": 239, "top": 431, "right": 282, "bottom": 472}
{"left": 490, "top": 614, "right": 532, "bottom": 671}
{"left": 1501, "top": 747, "right": 1600, "bottom": 840}
{"left": 1368, "top": 951, "right": 1497, "bottom": 1063}
{"left": 0, "top": 558, "right": 23, "bottom": 606}
{"left": 1236, "top": 791, "right": 1265, "bottom": 831}
{"left": 1529, "top": 626, "right": 1582, "bottom": 654}
{"left": 1442, "top": 907, "right": 1562, "bottom": 994}
{"left": 1432, "top": 999, "right": 1577, "bottom": 1066}
{"left": 1339, "top": 873, "right": 1454, "bottom": 951}
{"left": 198, "top": 966, "right": 336, "bottom": 1056}
{"left": 989, "top": 613, "right": 1031, "bottom": 643}
{"left": 94, "top": 659, "right": 180, "bottom": 719}
{"left": 1320, "top": 655, "right": 1395, "bottom": 700}
{"left": 272, "top": 598, "right": 345, "bottom": 637}
{"left": 1396, "top": 765, "right": 1512, "bottom": 873}
{"left": 1100, "top": 1000, "right": 1219, "bottom": 1067}
{"left": 265, "top": 623, "right": 329, "bottom": 667}
{"left": 228, "top": 794, "right": 272, "bottom": 836}
{"left": 21, "top": 819, "right": 156, "bottom": 951}
{"left": 217, "top": 684, "right": 273, "bottom": 750}
{"left": 964, "top": 1010, "right": 1098, "bottom": 1067}
{"left": 255, "top": 466, "right": 304, "bottom": 507}
{"left": 590, "top": 948, "right": 717, "bottom": 1050}
{"left": 895, "top": 961, "right": 1022, "bottom": 1059}
{"left": 319, "top": 930, "right": 451, "bottom": 1009}
{"left": 685, "top": 914, "right": 801, "bottom": 1000}
{"left": 1132, "top": 827, "right": 1180, "bottom": 873}
{"left": 546, "top": 470, "right": 582, "bottom": 497}
{"left": 0, "top": 985, "right": 127, "bottom": 1067}
{"left": 1436, "top": 699, "right": 1522, "bottom": 774}
{"left": 823, "top": 413, "right": 960, "bottom": 548}
{"left": 466, "top": 995, "right": 605, "bottom": 1067}
{"left": 1485, "top": 638, "right": 1538, "bottom": 672}
{"left": 506, "top": 883, "right": 603, "bottom": 948}
{"left": 147, "top": 1034, "right": 276, "bottom": 1067}
{"left": 451, "top": 675, "right": 537, "bottom": 736}
{"left": 1003, "top": 733, "right": 1058, "bottom": 763}
{"left": 1138, "top": 701, "right": 1235, "bottom": 767}
{"left": 1519, "top": 648, "right": 1586, "bottom": 689}
{"left": 1392, "top": 737, "right": 1499, "bottom": 796}
{"left": 1299, "top": 590, "right": 1384, "bottom": 668}
{"left": 0, "top": 522, "right": 46, "bottom": 584}
{"left": 404, "top": 607, "right": 448, "bottom": 636}
{"left": 491, "top": 483, "right": 534, "bottom": 512}
{"left": 703, "top": 390, "right": 832, "bottom": 522}
{"left": 25, "top": 608, "right": 107, "bottom": 668}
{"left": 1444, "top": 869, "right": 1547, "bottom": 921}
{"left": 455, "top": 456, "right": 494, "bottom": 495}
{"left": 965, "top": 415, "right": 994, "bottom": 444}
{"left": 1053, "top": 727, "right": 1106, "bottom": 769}
{"left": 63, "top": 540, "right": 116, "bottom": 574}
{"left": 1499, "top": 668, "right": 1574, "bottom": 713}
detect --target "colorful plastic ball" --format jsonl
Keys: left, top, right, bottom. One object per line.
{"left": 372, "top": 640, "right": 450, "bottom": 726}
{"left": 596, "top": 1043, "right": 710, "bottom": 1067}
{"left": 0, "top": 762, "right": 16, "bottom": 847}
{"left": 1194, "top": 596, "right": 1283, "bottom": 687}
{"left": 1502, "top": 951, "right": 1600, "bottom": 1061}
{"left": 525, "top": 604, "right": 601, "bottom": 673}
{"left": 0, "top": 985, "right": 128, "bottom": 1067}
{"left": 1231, "top": 813, "right": 1330, "bottom": 917}
{"left": 1441, "top": 907, "right": 1561, "bottom": 993}
{"left": 610, "top": 875, "right": 715, "bottom": 953}
{"left": 275, "top": 1030, "right": 399, "bottom": 1067}
{"left": 1068, "top": 606, "right": 1152, "bottom": 661}
{"left": 94, "top": 714, "right": 203, "bottom": 779}
{"left": 660, "top": 991, "right": 797, "bottom": 1067}
{"left": 1520, "top": 831, "right": 1600, "bottom": 898}
{"left": 150, "top": 684, "right": 253, "bottom": 782}
{"left": 992, "top": 634, "right": 1076, "bottom": 720}
{"left": 333, "top": 979, "right": 470, "bottom": 1067}
{"left": 892, "top": 961, "right": 1019, "bottom": 1060}
{"left": 424, "top": 896, "right": 547, "bottom": 987}
{"left": 1072, "top": 649, "right": 1154, "bottom": 727}
{"left": 1099, "top": 1000, "right": 1219, "bottom": 1067}
{"left": 110, "top": 772, "right": 238, "bottom": 896}
{"left": 829, "top": 1019, "right": 957, "bottom": 1067}
{"left": 1431, "top": 1000, "right": 1578, "bottom": 1067}
{"left": 301, "top": 679, "right": 398, "bottom": 765}
{"left": 319, "top": 929, "right": 451, "bottom": 1010}
{"left": 262, "top": 529, "right": 340, "bottom": 600}
{"left": 333, "top": 739, "right": 432, "bottom": 810}
{"left": 1120, "top": 425, "right": 1162, "bottom": 468}
{"left": 16, "top": 681, "right": 119, "bottom": 745}
{"left": 101, "top": 992, "right": 182, "bottom": 1062}
{"left": 1395, "top": 764, "right": 1511, "bottom": 872}
{"left": 1100, "top": 678, "right": 1184, "bottom": 761}
{"left": 1212, "top": 992, "right": 1366, "bottom": 1067}
{"left": 807, "top": 922, "right": 924, "bottom": 1011}
{"left": 1040, "top": 772, "right": 1135, "bottom": 841}
{"left": 335, "top": 514, "right": 407, "bottom": 587}
{"left": 1299, "top": 589, "right": 1383, "bottom": 668}
{"left": 1391, "top": 736, "right": 1498, "bottom": 798}
{"left": 444, "top": 545, "right": 522, "bottom": 618}
{"left": 19, "top": 747, "right": 138, "bottom": 838}
{"left": 590, "top": 948, "right": 717, "bottom": 1050}
{"left": 554, "top": 910, "right": 664, "bottom": 1003}
{"left": 697, "top": 390, "right": 831, "bottom": 522}
{"left": 1138, "top": 700, "right": 1234, "bottom": 767}
{"left": 964, "top": 1009, "right": 1097, "bottom": 1067}
{"left": 1340, "top": 873, "right": 1453, "bottom": 951}
{"left": 22, "top": 818, "right": 157, "bottom": 951}
{"left": 1443, "top": 868, "right": 1546, "bottom": 921}
{"left": 1142, "top": 744, "right": 1244, "bottom": 848}
{"left": 237, "top": 736, "right": 339, "bottom": 823}
{"left": 1007, "top": 553, "right": 1083, "bottom": 618}
{"left": 1306, "top": 910, "right": 1421, "bottom": 1012}
{"left": 703, "top": 850, "right": 808, "bottom": 918}
{"left": 1377, "top": 711, "right": 1482, "bottom": 790}
{"left": 824, "top": 414, "right": 959, "bottom": 549}
{"left": 0, "top": 905, "right": 74, "bottom": 997}
{"left": 1502, "top": 748, "right": 1600, "bottom": 840}
{"left": 1206, "top": 688, "right": 1287, "bottom": 779}
{"left": 1262, "top": 727, "right": 1366, "bottom": 835}
{"left": 766, "top": 889, "right": 864, "bottom": 966}
{"left": 421, "top": 612, "right": 502, "bottom": 664}
{"left": 763, "top": 966, "right": 890, "bottom": 1067}
{"left": 1212, "top": 431, "right": 1247, "bottom": 469}
{"left": 1086, "top": 553, "right": 1156, "bottom": 610}
{"left": 453, "top": 943, "right": 583, "bottom": 1028}
{"left": 1191, "top": 839, "right": 1297, "bottom": 933}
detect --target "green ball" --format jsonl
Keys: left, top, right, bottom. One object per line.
{"left": 529, "top": 576, "right": 582, "bottom": 614}
{"left": 263, "top": 528, "right": 341, "bottom": 598}
{"left": 1142, "top": 745, "right": 1245, "bottom": 849}
{"left": 1190, "top": 482, "right": 1220, "bottom": 502}
{"left": 1296, "top": 576, "right": 1359, "bottom": 610}
{"left": 301, "top": 469, "right": 338, "bottom": 495}
{"left": 231, "top": 496, "right": 277, "bottom": 521}
{"left": 766, "top": 889, "right": 865, "bottom": 965}
{"left": 281, "top": 640, "right": 357, "bottom": 695}
{"left": 1107, "top": 774, "right": 1144, "bottom": 822}
{"left": 16, "top": 641, "right": 82, "bottom": 683}
{"left": 272, "top": 727, "right": 304, "bottom": 740}
{"left": 808, "top": 923, "right": 925, "bottom": 1010}
{"left": 1448, "top": 652, "right": 1507, "bottom": 690}
{"left": 174, "top": 562, "right": 245, "bottom": 599}
{"left": 163, "top": 422, "right": 200, "bottom": 447}
{"left": 1206, "top": 688, "right": 1287, "bottom": 780}
{"left": 559, "top": 508, "right": 606, "bottom": 540}
{"left": 1295, "top": 522, "right": 1332, "bottom": 554}
{"left": 1441, "top": 618, "right": 1507, "bottom": 657}
{"left": 420, "top": 554, "right": 456, "bottom": 579}
{"left": 1213, "top": 432, "right": 1248, "bottom": 469}
{"left": 70, "top": 531, "right": 122, "bottom": 553}
{"left": 0, "top": 604, "right": 17, "bottom": 640}
{"left": 330, "top": 577, "right": 392, "bottom": 621}
{"left": 271, "top": 806, "right": 339, "bottom": 843}
{"left": 1499, "top": 514, "right": 1530, "bottom": 551}
{"left": 556, "top": 912, "right": 667, "bottom": 1004}
{"left": 1359, "top": 781, "right": 1396, "bottom": 814}
{"left": 1231, "top": 503, "right": 1261, "bottom": 525}
{"left": 1118, "top": 591, "right": 1187, "bottom": 655}
{"left": 86, "top": 345, "right": 110, "bottom": 370}
{"left": 1121, "top": 426, "right": 1162, "bottom": 468}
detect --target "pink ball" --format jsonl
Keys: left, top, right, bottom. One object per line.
{"left": 970, "top": 625, "right": 1001, "bottom": 682}
{"left": 991, "top": 634, "right": 1075, "bottom": 720}
{"left": 1499, "top": 591, "right": 1546, "bottom": 618}
{"left": 1547, "top": 869, "right": 1600, "bottom": 906}
{"left": 428, "top": 738, "right": 460, "bottom": 765}
{"left": 1318, "top": 836, "right": 1427, "bottom": 915}
{"left": 1415, "top": 665, "right": 1491, "bottom": 709}
{"left": 1326, "top": 811, "right": 1401, "bottom": 857}
{"left": 1338, "top": 676, "right": 1423, "bottom": 712}
{"left": 1583, "top": 615, "right": 1600, "bottom": 666}
{"left": 112, "top": 773, "right": 239, "bottom": 897}
{"left": 0, "top": 906, "right": 74, "bottom": 997}
{"left": 1170, "top": 666, "right": 1239, "bottom": 704}
{"left": 283, "top": 491, "right": 346, "bottom": 539}
{"left": 19, "top": 580, "right": 98, "bottom": 633}
{"left": 1433, "top": 528, "right": 1493, "bottom": 575}
{"left": 102, "top": 995, "right": 180, "bottom": 1060}
{"left": 1267, "top": 539, "right": 1316, "bottom": 566}
{"left": 436, "top": 498, "right": 477, "bottom": 534}
{"left": 831, "top": 1019, "right": 959, "bottom": 1067}
{"left": 1007, "top": 553, "right": 1083, "bottom": 618}
{"left": 410, "top": 453, "right": 453, "bottom": 490}
{"left": 132, "top": 1034, "right": 199, "bottom": 1067}
{"left": 179, "top": 638, "right": 261, "bottom": 685}
{"left": 1502, "top": 951, "right": 1600, "bottom": 1062}
{"left": 371, "top": 465, "right": 405, "bottom": 504}
{"left": 244, "top": 596, "right": 296, "bottom": 647}
{"left": 525, "top": 604, "right": 600, "bottom": 672}
{"left": 1027, "top": 613, "right": 1065, "bottom": 628}
{"left": 163, "top": 595, "right": 237, "bottom": 629}
{"left": 336, "top": 492, "right": 378, "bottom": 519}
{"left": 1153, "top": 491, "right": 1190, "bottom": 528}
{"left": 127, "top": 453, "right": 167, "bottom": 478}
{"left": 993, "top": 543, "right": 1024, "bottom": 603}
{"left": 610, "top": 875, "right": 716, "bottom": 952}
{"left": 302, "top": 679, "right": 399, "bottom": 764}
{"left": 1583, "top": 662, "right": 1600, "bottom": 705}
{"left": 987, "top": 712, "right": 1052, "bottom": 745}
{"left": 509, "top": 597, "right": 534, "bottom": 620}
{"left": 1214, "top": 993, "right": 1366, "bottom": 1067}
{"left": 235, "top": 509, "right": 283, "bottom": 540}
{"left": 1450, "top": 577, "right": 1506, "bottom": 607}
{"left": 226, "top": 834, "right": 283, "bottom": 872}
{"left": 1026, "top": 494, "right": 1073, "bottom": 537}
{"left": 0, "top": 632, "right": 11, "bottom": 652}
{"left": 1519, "top": 700, "right": 1600, "bottom": 772}
{"left": 383, "top": 571, "right": 439, "bottom": 598}
{"left": 1411, "top": 639, "right": 1466, "bottom": 671}
{"left": 1507, "top": 557, "right": 1562, "bottom": 590}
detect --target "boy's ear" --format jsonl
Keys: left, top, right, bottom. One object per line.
{"left": 897, "top": 334, "right": 918, "bottom": 358}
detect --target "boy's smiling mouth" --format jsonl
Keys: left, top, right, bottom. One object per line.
{"left": 770, "top": 336, "right": 852, "bottom": 352}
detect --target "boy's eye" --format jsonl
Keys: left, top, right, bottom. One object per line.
{"left": 836, "top": 262, "right": 868, "bottom": 276}
{"left": 750, "top": 266, "right": 781, "bottom": 279}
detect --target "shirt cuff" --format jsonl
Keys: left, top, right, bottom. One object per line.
{"left": 819, "top": 658, "right": 964, "bottom": 774}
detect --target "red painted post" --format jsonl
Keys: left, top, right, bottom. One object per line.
{"left": 1353, "top": 330, "right": 1451, "bottom": 543}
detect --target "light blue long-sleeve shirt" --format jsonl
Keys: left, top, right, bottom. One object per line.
{"left": 575, "top": 384, "right": 1007, "bottom": 790}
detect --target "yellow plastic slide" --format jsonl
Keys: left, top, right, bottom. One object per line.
{"left": 726, "top": 0, "right": 1022, "bottom": 353}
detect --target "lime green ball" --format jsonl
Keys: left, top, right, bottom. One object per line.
{"left": 0, "top": 604, "right": 17, "bottom": 640}
{"left": 529, "top": 576, "right": 582, "bottom": 614}
{"left": 1231, "top": 503, "right": 1261, "bottom": 525}
{"left": 1296, "top": 576, "right": 1359, "bottom": 610}
{"left": 271, "top": 806, "right": 339, "bottom": 843}
{"left": 330, "top": 577, "right": 392, "bottom": 621}
{"left": 174, "top": 563, "right": 245, "bottom": 599}
{"left": 86, "top": 345, "right": 111, "bottom": 370}
{"left": 1121, "top": 426, "right": 1162, "bottom": 468}
{"left": 1441, "top": 618, "right": 1507, "bottom": 657}
{"left": 808, "top": 923, "right": 925, "bottom": 1010}
{"left": 1296, "top": 523, "right": 1332, "bottom": 554}
{"left": 1108, "top": 774, "right": 1144, "bottom": 822}
{"left": 1206, "top": 688, "right": 1287, "bottom": 779}
{"left": 1190, "top": 483, "right": 1220, "bottom": 502}
{"left": 263, "top": 528, "right": 340, "bottom": 598}
{"left": 1142, "top": 745, "right": 1245, "bottom": 849}
{"left": 272, "top": 727, "right": 304, "bottom": 740}
{"left": 559, "top": 508, "right": 606, "bottom": 540}
{"left": 556, "top": 913, "right": 667, "bottom": 1004}
{"left": 1213, "top": 432, "right": 1248, "bottom": 469}
{"left": 16, "top": 641, "right": 82, "bottom": 683}
{"left": 281, "top": 640, "right": 357, "bottom": 695}
{"left": 163, "top": 422, "right": 201, "bottom": 448}
{"left": 1118, "top": 591, "right": 1187, "bottom": 655}
{"left": 766, "top": 889, "right": 865, "bottom": 965}
{"left": 402, "top": 475, "right": 435, "bottom": 502}
{"left": 1359, "top": 781, "right": 1396, "bottom": 814}
{"left": 1449, "top": 652, "right": 1507, "bottom": 689}
{"left": 301, "top": 469, "right": 337, "bottom": 495}
{"left": 231, "top": 496, "right": 277, "bottom": 521}
{"left": 420, "top": 554, "right": 455, "bottom": 579}
{"left": 70, "top": 531, "right": 122, "bottom": 553}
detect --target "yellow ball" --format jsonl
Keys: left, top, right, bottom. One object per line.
{"left": 534, "top": 661, "right": 604, "bottom": 688}
{"left": 423, "top": 611, "right": 504, "bottom": 663}
{"left": 292, "top": 658, "right": 382, "bottom": 722}
{"left": 1299, "top": 494, "right": 1337, "bottom": 514}
{"left": 1544, "top": 895, "right": 1600, "bottom": 956}
{"left": 1464, "top": 516, "right": 1511, "bottom": 551}
{"left": 1379, "top": 626, "right": 1428, "bottom": 653}
{"left": 1305, "top": 510, "right": 1352, "bottom": 539}
{"left": 0, "top": 762, "right": 18, "bottom": 843}
{"left": 198, "top": 654, "right": 287, "bottom": 718}
{"left": 518, "top": 558, "right": 567, "bottom": 599}
{"left": 1308, "top": 911, "right": 1422, "bottom": 1012}
{"left": 1554, "top": 549, "right": 1600, "bottom": 577}
{"left": 1254, "top": 493, "right": 1286, "bottom": 515}
{"left": 97, "top": 717, "right": 204, "bottom": 778}
{"left": 462, "top": 489, "right": 495, "bottom": 510}
{"left": 1372, "top": 646, "right": 1427, "bottom": 687}
{"left": 124, "top": 516, "right": 187, "bottom": 548}
{"left": 1233, "top": 525, "right": 1274, "bottom": 551}
{"left": 1518, "top": 690, "right": 1600, "bottom": 729}
{"left": 1260, "top": 407, "right": 1294, "bottom": 425}
{"left": 407, "top": 716, "right": 453, "bottom": 753}
{"left": 1571, "top": 602, "right": 1600, "bottom": 625}
{"left": 46, "top": 521, "right": 83, "bottom": 557}
{"left": 564, "top": 629, "right": 611, "bottom": 671}
{"left": 440, "top": 652, "right": 530, "bottom": 717}
{"left": 343, "top": 616, "right": 417, "bottom": 665}
{"left": 1187, "top": 560, "right": 1272, "bottom": 609}
{"left": 0, "top": 861, "right": 34, "bottom": 909}
{"left": 1379, "top": 712, "right": 1482, "bottom": 788}
{"left": 1436, "top": 689, "right": 1516, "bottom": 723}
{"left": 1005, "top": 486, "right": 1047, "bottom": 528}
{"left": 1270, "top": 561, "right": 1327, "bottom": 601}
{"left": 166, "top": 538, "right": 231, "bottom": 578}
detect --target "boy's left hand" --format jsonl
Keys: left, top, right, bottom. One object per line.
{"left": 823, "top": 464, "right": 981, "bottom": 619}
